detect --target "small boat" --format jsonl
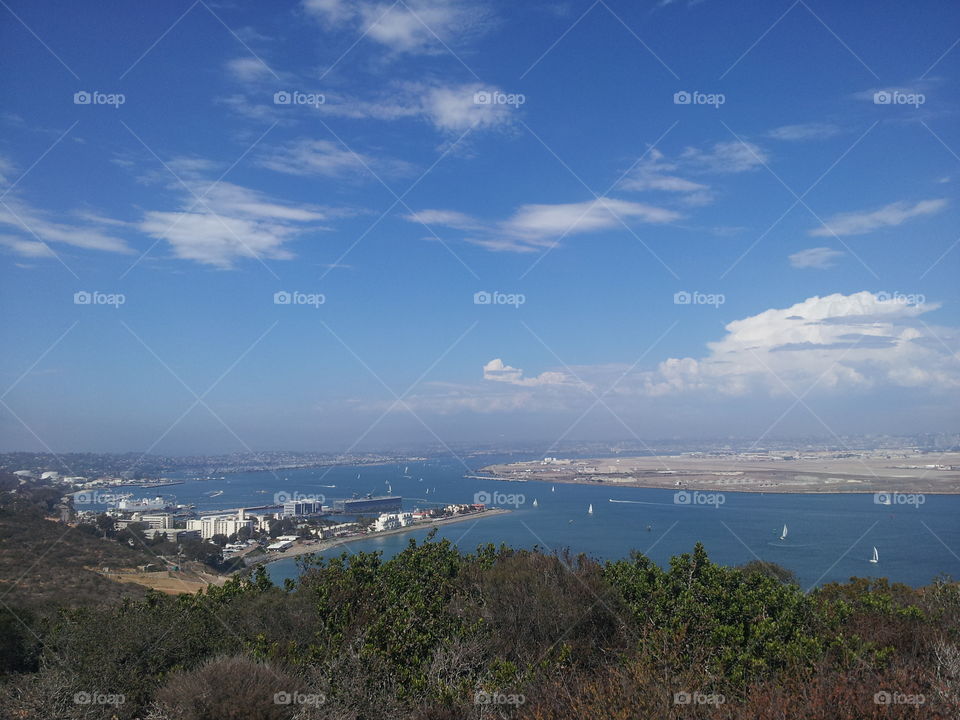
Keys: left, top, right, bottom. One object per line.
{"left": 587, "top": 504, "right": 594, "bottom": 515}
{"left": 551, "top": 486, "right": 555, "bottom": 492}
{"left": 779, "top": 524, "right": 788, "bottom": 541}
{"left": 869, "top": 546, "right": 879, "bottom": 564}
{"left": 404, "top": 466, "right": 409, "bottom": 474}
{"left": 206, "top": 490, "right": 224, "bottom": 498}
{"left": 646, "top": 525, "right": 652, "bottom": 532}
{"left": 532, "top": 499, "right": 538, "bottom": 507}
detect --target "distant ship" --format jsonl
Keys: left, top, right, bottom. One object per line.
{"left": 116, "top": 495, "right": 172, "bottom": 511}
{"left": 206, "top": 490, "right": 224, "bottom": 498}
{"left": 869, "top": 547, "right": 879, "bottom": 564}
{"left": 779, "top": 524, "right": 788, "bottom": 541}
{"left": 551, "top": 486, "right": 555, "bottom": 492}
{"left": 587, "top": 504, "right": 594, "bottom": 515}
{"left": 532, "top": 499, "right": 538, "bottom": 507}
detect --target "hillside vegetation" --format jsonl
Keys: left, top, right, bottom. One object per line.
{"left": 1, "top": 531, "right": 958, "bottom": 719}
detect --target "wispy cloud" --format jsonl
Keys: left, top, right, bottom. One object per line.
{"left": 767, "top": 123, "right": 841, "bottom": 141}
{"left": 681, "top": 140, "right": 769, "bottom": 173}
{"left": 810, "top": 198, "right": 947, "bottom": 237}
{"left": 257, "top": 138, "right": 412, "bottom": 178}
{"left": 302, "top": 0, "right": 491, "bottom": 54}
{"left": 789, "top": 247, "right": 844, "bottom": 269}
{"left": 406, "top": 197, "right": 681, "bottom": 252}
{"left": 140, "top": 178, "right": 329, "bottom": 268}
{"left": 0, "top": 199, "right": 132, "bottom": 255}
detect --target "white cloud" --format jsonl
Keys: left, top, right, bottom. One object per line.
{"left": 0, "top": 199, "right": 132, "bottom": 254}
{"left": 225, "top": 57, "right": 275, "bottom": 83}
{"left": 403, "top": 208, "right": 482, "bottom": 230}
{"left": 407, "top": 196, "right": 681, "bottom": 252}
{"left": 0, "top": 154, "right": 15, "bottom": 184}
{"left": 423, "top": 83, "right": 514, "bottom": 132}
{"left": 482, "top": 358, "right": 571, "bottom": 387}
{"left": 767, "top": 123, "right": 841, "bottom": 141}
{"left": 257, "top": 138, "right": 411, "bottom": 178}
{"left": 621, "top": 148, "right": 711, "bottom": 199}
{"left": 788, "top": 247, "right": 844, "bottom": 269}
{"left": 303, "top": 0, "right": 489, "bottom": 54}
{"left": 811, "top": 198, "right": 947, "bottom": 237}
{"left": 139, "top": 179, "right": 328, "bottom": 268}
{"left": 681, "top": 140, "right": 769, "bottom": 173}
{"left": 642, "top": 291, "right": 958, "bottom": 396}
{"left": 0, "top": 233, "right": 56, "bottom": 258}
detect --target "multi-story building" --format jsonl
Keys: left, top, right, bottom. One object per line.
{"left": 186, "top": 510, "right": 253, "bottom": 540}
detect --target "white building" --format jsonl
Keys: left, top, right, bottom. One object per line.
{"left": 373, "top": 512, "right": 413, "bottom": 532}
{"left": 187, "top": 510, "right": 253, "bottom": 540}
{"left": 137, "top": 513, "right": 174, "bottom": 529}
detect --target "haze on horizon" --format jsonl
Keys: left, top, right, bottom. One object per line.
{"left": 1, "top": 0, "right": 958, "bottom": 457}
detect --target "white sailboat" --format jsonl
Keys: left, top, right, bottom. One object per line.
{"left": 551, "top": 485, "right": 555, "bottom": 492}
{"left": 532, "top": 499, "right": 538, "bottom": 507}
{"left": 587, "top": 503, "right": 594, "bottom": 515}
{"left": 779, "top": 524, "right": 788, "bottom": 541}
{"left": 869, "top": 546, "right": 879, "bottom": 564}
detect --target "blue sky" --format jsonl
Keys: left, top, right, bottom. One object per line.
{"left": 0, "top": 0, "right": 958, "bottom": 454}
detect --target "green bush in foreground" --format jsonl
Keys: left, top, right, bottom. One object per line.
{"left": 1, "top": 536, "right": 957, "bottom": 719}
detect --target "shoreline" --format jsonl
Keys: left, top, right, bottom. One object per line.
{"left": 243, "top": 508, "right": 512, "bottom": 569}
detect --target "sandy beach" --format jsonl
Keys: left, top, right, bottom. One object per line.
{"left": 245, "top": 507, "right": 512, "bottom": 568}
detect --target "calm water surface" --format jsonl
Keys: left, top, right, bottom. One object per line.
{"left": 107, "top": 457, "right": 959, "bottom": 590}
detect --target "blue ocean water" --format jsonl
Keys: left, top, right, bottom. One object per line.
{"left": 112, "top": 457, "right": 960, "bottom": 590}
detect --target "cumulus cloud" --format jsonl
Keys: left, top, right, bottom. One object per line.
{"left": 811, "top": 198, "right": 947, "bottom": 237}
{"left": 641, "top": 291, "right": 957, "bottom": 396}
{"left": 789, "top": 247, "right": 844, "bottom": 269}
{"left": 406, "top": 197, "right": 680, "bottom": 252}
{"left": 482, "top": 358, "right": 571, "bottom": 387}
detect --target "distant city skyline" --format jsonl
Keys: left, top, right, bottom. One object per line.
{"left": 1, "top": 0, "right": 958, "bottom": 454}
